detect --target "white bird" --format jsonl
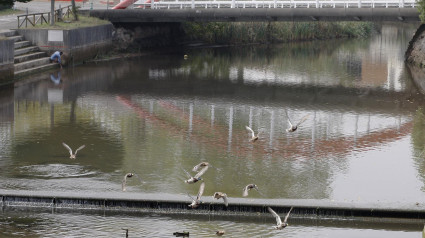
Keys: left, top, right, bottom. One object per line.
{"left": 192, "top": 162, "right": 210, "bottom": 172}
{"left": 286, "top": 112, "right": 309, "bottom": 132}
{"left": 184, "top": 166, "right": 209, "bottom": 184}
{"left": 242, "top": 184, "right": 260, "bottom": 197}
{"left": 122, "top": 173, "right": 142, "bottom": 192}
{"left": 188, "top": 182, "right": 205, "bottom": 208}
{"left": 267, "top": 207, "right": 293, "bottom": 230}
{"left": 245, "top": 126, "right": 260, "bottom": 142}
{"left": 213, "top": 192, "right": 228, "bottom": 207}
{"left": 62, "top": 142, "right": 85, "bottom": 159}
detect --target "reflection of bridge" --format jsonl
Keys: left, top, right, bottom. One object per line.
{"left": 88, "top": 7, "right": 419, "bottom": 23}
{"left": 117, "top": 95, "right": 412, "bottom": 160}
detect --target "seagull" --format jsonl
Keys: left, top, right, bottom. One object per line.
{"left": 122, "top": 173, "right": 142, "bottom": 192}
{"left": 188, "top": 182, "right": 205, "bottom": 208}
{"left": 184, "top": 166, "right": 208, "bottom": 184}
{"left": 267, "top": 207, "right": 293, "bottom": 230}
{"left": 213, "top": 192, "right": 228, "bottom": 207}
{"left": 216, "top": 230, "right": 225, "bottom": 236}
{"left": 245, "top": 126, "right": 260, "bottom": 142}
{"left": 62, "top": 142, "right": 85, "bottom": 159}
{"left": 242, "top": 184, "right": 260, "bottom": 197}
{"left": 192, "top": 162, "right": 210, "bottom": 172}
{"left": 286, "top": 112, "right": 309, "bottom": 132}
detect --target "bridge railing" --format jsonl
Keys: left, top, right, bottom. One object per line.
{"left": 133, "top": 0, "right": 415, "bottom": 9}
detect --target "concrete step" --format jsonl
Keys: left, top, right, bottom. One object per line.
{"left": 14, "top": 52, "right": 47, "bottom": 64}
{"left": 0, "top": 30, "right": 17, "bottom": 38}
{"left": 14, "top": 57, "right": 51, "bottom": 72}
{"left": 7, "top": 35, "right": 23, "bottom": 42}
{"left": 14, "top": 46, "right": 39, "bottom": 56}
{"left": 14, "top": 63, "right": 59, "bottom": 78}
{"left": 14, "top": 41, "right": 31, "bottom": 49}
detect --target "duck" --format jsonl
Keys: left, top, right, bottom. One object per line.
{"left": 216, "top": 230, "right": 225, "bottom": 236}
{"left": 245, "top": 126, "right": 260, "bottom": 142}
{"left": 267, "top": 207, "right": 293, "bottom": 230}
{"left": 184, "top": 166, "right": 208, "bottom": 184}
{"left": 285, "top": 111, "right": 309, "bottom": 132}
{"left": 242, "top": 184, "right": 260, "bottom": 197}
{"left": 122, "top": 173, "right": 142, "bottom": 192}
{"left": 213, "top": 192, "right": 228, "bottom": 207}
{"left": 188, "top": 182, "right": 205, "bottom": 208}
{"left": 62, "top": 142, "right": 85, "bottom": 159}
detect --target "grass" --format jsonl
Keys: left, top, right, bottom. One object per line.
{"left": 29, "top": 15, "right": 110, "bottom": 30}
{"left": 0, "top": 9, "right": 23, "bottom": 16}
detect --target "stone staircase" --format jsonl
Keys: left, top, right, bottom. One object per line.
{"left": 0, "top": 30, "right": 59, "bottom": 78}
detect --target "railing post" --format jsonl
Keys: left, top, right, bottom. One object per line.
{"left": 358, "top": 0, "right": 361, "bottom": 8}
{"left": 274, "top": 0, "right": 277, "bottom": 8}
{"left": 191, "top": 0, "right": 194, "bottom": 8}
{"left": 151, "top": 0, "right": 154, "bottom": 9}
{"left": 400, "top": 0, "right": 404, "bottom": 7}
{"left": 231, "top": 0, "right": 235, "bottom": 8}
{"left": 316, "top": 0, "right": 319, "bottom": 8}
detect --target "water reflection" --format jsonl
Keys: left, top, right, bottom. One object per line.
{"left": 0, "top": 24, "right": 424, "bottom": 207}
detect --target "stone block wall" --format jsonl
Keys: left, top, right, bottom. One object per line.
{"left": 17, "top": 24, "right": 113, "bottom": 65}
{"left": 0, "top": 38, "right": 14, "bottom": 83}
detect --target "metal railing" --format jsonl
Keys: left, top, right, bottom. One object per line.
{"left": 17, "top": 5, "right": 76, "bottom": 29}
{"left": 133, "top": 0, "right": 416, "bottom": 9}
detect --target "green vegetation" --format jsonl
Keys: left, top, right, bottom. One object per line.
{"left": 29, "top": 15, "right": 109, "bottom": 30}
{"left": 418, "top": 0, "right": 425, "bottom": 22}
{"left": 182, "top": 21, "right": 375, "bottom": 44}
{"left": 0, "top": 0, "right": 30, "bottom": 11}
{"left": 0, "top": 8, "right": 22, "bottom": 16}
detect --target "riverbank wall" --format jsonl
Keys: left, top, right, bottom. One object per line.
{"left": 0, "top": 38, "right": 14, "bottom": 83}
{"left": 16, "top": 23, "right": 113, "bottom": 65}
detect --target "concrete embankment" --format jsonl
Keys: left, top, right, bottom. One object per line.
{"left": 0, "top": 33, "right": 14, "bottom": 83}
{"left": 1, "top": 190, "right": 425, "bottom": 221}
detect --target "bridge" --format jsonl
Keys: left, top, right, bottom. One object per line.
{"left": 86, "top": 0, "right": 420, "bottom": 22}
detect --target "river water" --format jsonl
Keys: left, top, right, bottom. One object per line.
{"left": 1, "top": 23, "right": 425, "bottom": 237}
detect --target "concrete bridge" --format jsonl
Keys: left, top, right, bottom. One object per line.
{"left": 86, "top": 2, "right": 420, "bottom": 23}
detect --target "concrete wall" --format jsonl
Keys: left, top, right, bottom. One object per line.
{"left": 17, "top": 24, "right": 113, "bottom": 65}
{"left": 0, "top": 38, "right": 14, "bottom": 83}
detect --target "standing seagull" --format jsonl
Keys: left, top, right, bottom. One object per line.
{"left": 242, "top": 184, "right": 260, "bottom": 197}
{"left": 245, "top": 126, "right": 260, "bottom": 142}
{"left": 188, "top": 182, "right": 205, "bottom": 208}
{"left": 267, "top": 207, "right": 293, "bottom": 230}
{"left": 122, "top": 173, "right": 142, "bottom": 192}
{"left": 184, "top": 166, "right": 209, "bottom": 184}
{"left": 286, "top": 112, "right": 309, "bottom": 132}
{"left": 62, "top": 142, "right": 85, "bottom": 159}
{"left": 213, "top": 192, "right": 228, "bottom": 207}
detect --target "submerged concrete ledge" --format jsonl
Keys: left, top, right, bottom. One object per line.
{"left": 1, "top": 190, "right": 425, "bottom": 221}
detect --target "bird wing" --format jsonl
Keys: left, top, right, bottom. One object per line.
{"left": 194, "top": 166, "right": 208, "bottom": 178}
{"left": 242, "top": 187, "right": 249, "bottom": 197}
{"left": 222, "top": 195, "right": 228, "bottom": 207}
{"left": 285, "top": 110, "right": 294, "bottom": 127}
{"left": 192, "top": 163, "right": 202, "bottom": 172}
{"left": 122, "top": 178, "right": 127, "bottom": 191}
{"left": 283, "top": 207, "right": 293, "bottom": 223}
{"left": 74, "top": 145, "right": 86, "bottom": 155}
{"left": 182, "top": 168, "right": 192, "bottom": 178}
{"left": 246, "top": 126, "right": 255, "bottom": 138}
{"left": 196, "top": 182, "right": 205, "bottom": 201}
{"left": 62, "top": 142, "right": 73, "bottom": 156}
{"left": 268, "top": 207, "right": 282, "bottom": 226}
{"left": 187, "top": 193, "right": 196, "bottom": 202}
{"left": 133, "top": 173, "right": 143, "bottom": 183}
{"left": 295, "top": 114, "right": 309, "bottom": 127}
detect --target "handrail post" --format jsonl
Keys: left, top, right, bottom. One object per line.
{"left": 191, "top": 0, "right": 195, "bottom": 9}
{"left": 231, "top": 0, "right": 235, "bottom": 8}
{"left": 358, "top": 0, "right": 361, "bottom": 7}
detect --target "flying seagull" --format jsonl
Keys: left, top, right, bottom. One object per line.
{"left": 213, "top": 192, "right": 228, "bottom": 207}
{"left": 122, "top": 173, "right": 142, "bottom": 192}
{"left": 245, "top": 126, "right": 260, "bottom": 142}
{"left": 242, "top": 184, "right": 260, "bottom": 197}
{"left": 188, "top": 182, "right": 205, "bottom": 208}
{"left": 184, "top": 166, "right": 209, "bottom": 184}
{"left": 62, "top": 142, "right": 85, "bottom": 159}
{"left": 267, "top": 207, "right": 293, "bottom": 230}
{"left": 192, "top": 162, "right": 211, "bottom": 172}
{"left": 286, "top": 112, "right": 309, "bottom": 132}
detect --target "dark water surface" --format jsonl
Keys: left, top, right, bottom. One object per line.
{"left": 1, "top": 23, "right": 425, "bottom": 237}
